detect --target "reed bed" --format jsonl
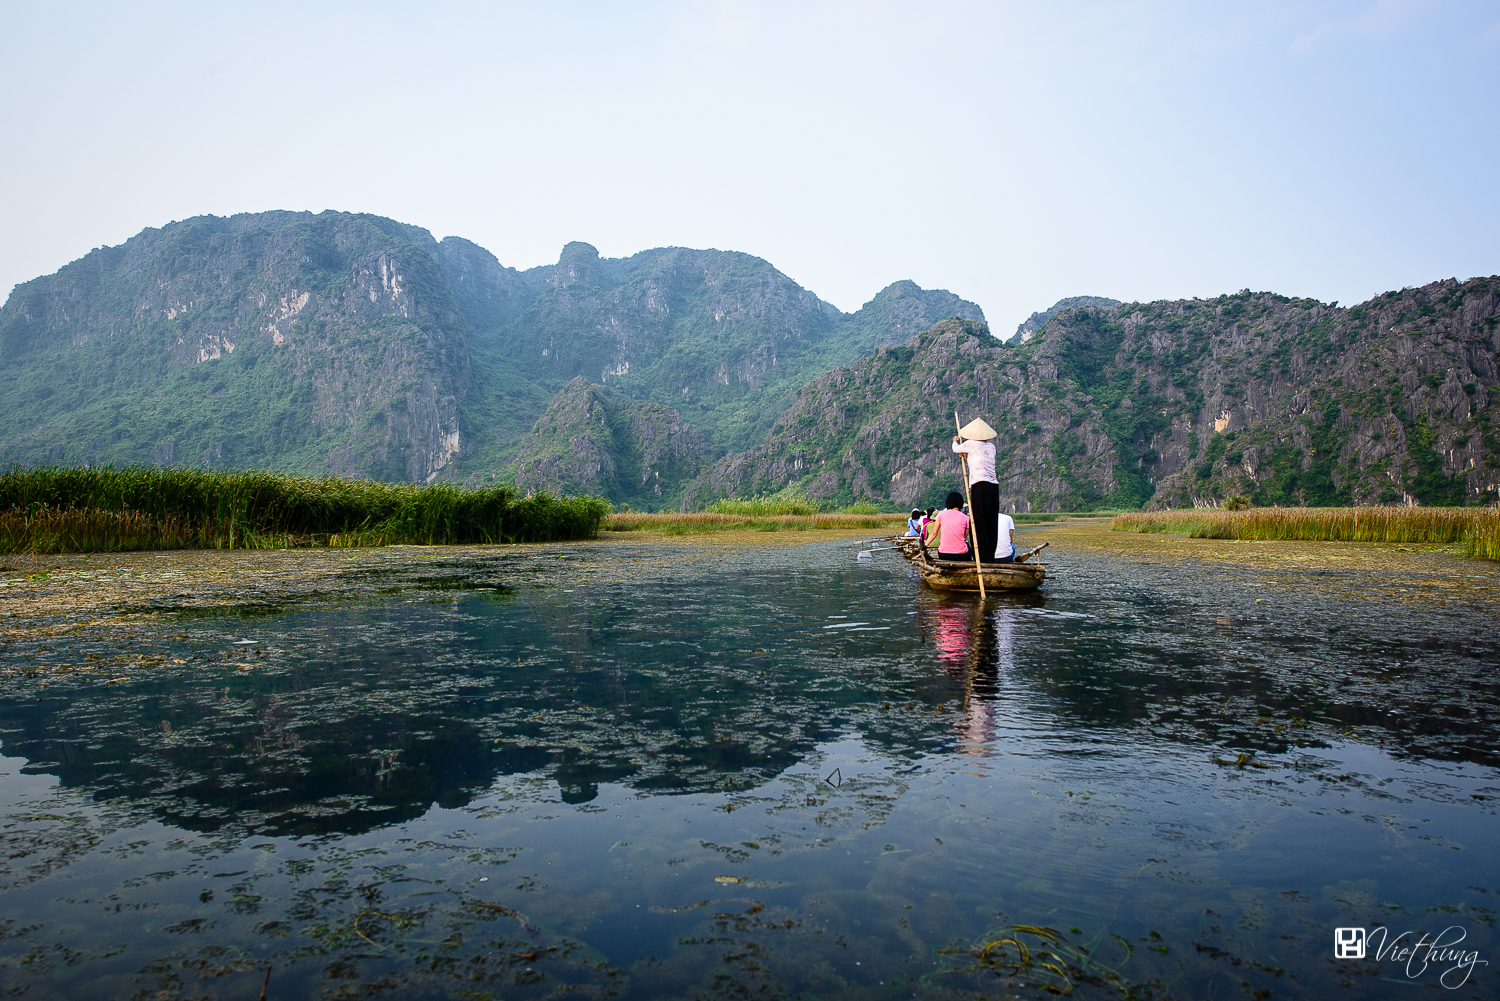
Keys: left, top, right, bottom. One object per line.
{"left": 1469, "top": 510, "right": 1500, "bottom": 560}
{"left": 706, "top": 496, "right": 819, "bottom": 516}
{"left": 0, "top": 466, "right": 610, "bottom": 553}
{"left": 606, "top": 511, "right": 905, "bottom": 535}
{"left": 1112, "top": 506, "right": 1500, "bottom": 560}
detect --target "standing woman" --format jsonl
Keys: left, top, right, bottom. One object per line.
{"left": 952, "top": 418, "right": 1000, "bottom": 563}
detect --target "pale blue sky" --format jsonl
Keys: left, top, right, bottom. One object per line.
{"left": 2, "top": 1, "right": 1496, "bottom": 334}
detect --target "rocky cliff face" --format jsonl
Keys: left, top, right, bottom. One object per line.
{"left": 682, "top": 279, "right": 1500, "bottom": 512}
{"left": 511, "top": 376, "right": 712, "bottom": 508}
{"left": 0, "top": 212, "right": 469, "bottom": 481}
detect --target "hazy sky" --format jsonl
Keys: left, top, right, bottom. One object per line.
{"left": 3, "top": 1, "right": 1497, "bottom": 334}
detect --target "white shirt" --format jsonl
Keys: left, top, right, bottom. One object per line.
{"left": 951, "top": 439, "right": 997, "bottom": 485}
{"left": 997, "top": 511, "right": 1016, "bottom": 558}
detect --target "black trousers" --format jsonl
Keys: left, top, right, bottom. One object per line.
{"left": 969, "top": 481, "right": 999, "bottom": 563}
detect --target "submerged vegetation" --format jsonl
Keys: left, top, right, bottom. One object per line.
{"left": 1113, "top": 505, "right": 1500, "bottom": 559}
{"left": 0, "top": 466, "right": 610, "bottom": 552}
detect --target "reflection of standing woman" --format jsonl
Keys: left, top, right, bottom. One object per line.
{"left": 952, "top": 419, "right": 1000, "bottom": 562}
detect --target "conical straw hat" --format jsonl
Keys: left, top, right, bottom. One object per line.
{"left": 957, "top": 418, "right": 997, "bottom": 440}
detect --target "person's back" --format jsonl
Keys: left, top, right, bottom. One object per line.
{"left": 933, "top": 491, "right": 971, "bottom": 560}
{"left": 996, "top": 511, "right": 1016, "bottom": 561}
{"left": 906, "top": 510, "right": 922, "bottom": 536}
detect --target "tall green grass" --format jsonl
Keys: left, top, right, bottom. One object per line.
{"left": 704, "top": 497, "right": 891, "bottom": 516}
{"left": 707, "top": 496, "right": 819, "bottom": 516}
{"left": 0, "top": 466, "right": 610, "bottom": 553}
{"left": 1469, "top": 511, "right": 1500, "bottom": 560}
{"left": 1112, "top": 506, "right": 1500, "bottom": 560}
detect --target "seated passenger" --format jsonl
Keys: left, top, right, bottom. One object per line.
{"left": 932, "top": 491, "right": 972, "bottom": 561}
{"left": 905, "top": 509, "right": 923, "bottom": 536}
{"left": 996, "top": 509, "right": 1017, "bottom": 562}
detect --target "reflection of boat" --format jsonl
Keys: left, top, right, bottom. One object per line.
{"left": 912, "top": 543, "right": 1048, "bottom": 592}
{"left": 920, "top": 595, "right": 1020, "bottom": 761}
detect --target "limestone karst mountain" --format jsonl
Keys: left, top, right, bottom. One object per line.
{"left": 5, "top": 211, "right": 1494, "bottom": 512}
{"left": 683, "top": 280, "right": 1500, "bottom": 512}
{"left": 0, "top": 211, "right": 983, "bottom": 496}
{"left": 0, "top": 211, "right": 469, "bottom": 482}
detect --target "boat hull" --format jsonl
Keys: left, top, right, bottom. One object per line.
{"left": 913, "top": 555, "right": 1045, "bottom": 592}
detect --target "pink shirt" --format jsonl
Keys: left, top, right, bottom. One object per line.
{"left": 952, "top": 439, "right": 997, "bottom": 485}
{"left": 933, "top": 508, "right": 971, "bottom": 554}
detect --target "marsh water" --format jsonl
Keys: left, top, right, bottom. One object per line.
{"left": 0, "top": 524, "right": 1496, "bottom": 1000}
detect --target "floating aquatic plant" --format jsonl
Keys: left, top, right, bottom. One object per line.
{"left": 938, "top": 923, "right": 1167, "bottom": 997}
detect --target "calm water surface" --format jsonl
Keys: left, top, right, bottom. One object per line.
{"left": 0, "top": 528, "right": 1497, "bottom": 1000}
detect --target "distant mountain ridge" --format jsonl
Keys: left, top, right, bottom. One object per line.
{"left": 0, "top": 210, "right": 985, "bottom": 501}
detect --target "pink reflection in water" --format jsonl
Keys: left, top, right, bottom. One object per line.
{"left": 921, "top": 598, "right": 1018, "bottom": 762}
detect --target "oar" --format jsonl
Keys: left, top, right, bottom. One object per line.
{"left": 1014, "top": 541, "right": 1050, "bottom": 564}
{"left": 954, "top": 412, "right": 987, "bottom": 599}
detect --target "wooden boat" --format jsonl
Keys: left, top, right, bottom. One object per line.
{"left": 911, "top": 542, "right": 1049, "bottom": 592}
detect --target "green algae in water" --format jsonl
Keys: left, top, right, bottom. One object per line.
{"left": 0, "top": 537, "right": 1496, "bottom": 998}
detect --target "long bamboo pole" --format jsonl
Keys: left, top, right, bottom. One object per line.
{"left": 954, "top": 412, "right": 987, "bottom": 599}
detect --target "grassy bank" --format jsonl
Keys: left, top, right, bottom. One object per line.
{"left": 1013, "top": 510, "right": 1125, "bottom": 523}
{"left": 607, "top": 511, "right": 904, "bottom": 535}
{"left": 610, "top": 507, "right": 1118, "bottom": 536}
{"left": 0, "top": 466, "right": 610, "bottom": 553}
{"left": 1113, "top": 506, "right": 1500, "bottom": 560}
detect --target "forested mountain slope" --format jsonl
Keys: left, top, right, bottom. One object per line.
{"left": 682, "top": 278, "right": 1500, "bottom": 512}
{"left": 0, "top": 211, "right": 983, "bottom": 486}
